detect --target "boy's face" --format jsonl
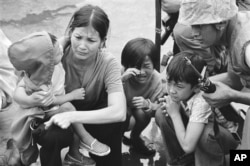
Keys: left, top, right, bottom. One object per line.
{"left": 134, "top": 56, "right": 154, "bottom": 84}
{"left": 53, "top": 41, "right": 63, "bottom": 65}
{"left": 166, "top": 78, "right": 198, "bottom": 102}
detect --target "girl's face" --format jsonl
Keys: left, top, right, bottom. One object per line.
{"left": 71, "top": 25, "right": 103, "bottom": 61}
{"left": 166, "top": 78, "right": 197, "bottom": 102}
{"left": 192, "top": 24, "right": 222, "bottom": 48}
{"left": 134, "top": 56, "right": 154, "bottom": 84}
{"left": 53, "top": 41, "right": 63, "bottom": 65}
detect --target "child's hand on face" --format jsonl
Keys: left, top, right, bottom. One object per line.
{"left": 70, "top": 88, "right": 85, "bottom": 100}
{"left": 132, "top": 96, "right": 149, "bottom": 109}
{"left": 122, "top": 68, "right": 140, "bottom": 81}
{"left": 159, "top": 95, "right": 170, "bottom": 116}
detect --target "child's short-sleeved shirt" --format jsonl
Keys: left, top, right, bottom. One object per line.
{"left": 185, "top": 92, "right": 212, "bottom": 124}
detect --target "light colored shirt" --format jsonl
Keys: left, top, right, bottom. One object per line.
{"left": 185, "top": 92, "right": 212, "bottom": 124}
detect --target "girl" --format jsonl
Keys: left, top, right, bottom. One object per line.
{"left": 121, "top": 37, "right": 165, "bottom": 156}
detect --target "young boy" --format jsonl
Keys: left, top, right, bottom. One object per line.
{"left": 155, "top": 51, "right": 238, "bottom": 166}
{"left": 8, "top": 31, "right": 110, "bottom": 165}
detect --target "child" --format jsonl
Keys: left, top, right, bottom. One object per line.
{"left": 8, "top": 31, "right": 110, "bottom": 165}
{"left": 155, "top": 51, "right": 238, "bottom": 166}
{"left": 121, "top": 38, "right": 165, "bottom": 156}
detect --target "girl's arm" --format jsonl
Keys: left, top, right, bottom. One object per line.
{"left": 14, "top": 80, "right": 53, "bottom": 108}
{"left": 53, "top": 88, "right": 85, "bottom": 105}
{"left": 45, "top": 91, "right": 127, "bottom": 129}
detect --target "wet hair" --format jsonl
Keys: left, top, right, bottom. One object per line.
{"left": 167, "top": 51, "right": 207, "bottom": 87}
{"left": 66, "top": 4, "right": 109, "bottom": 41}
{"left": 121, "top": 38, "right": 157, "bottom": 70}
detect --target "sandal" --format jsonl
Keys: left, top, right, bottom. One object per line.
{"left": 80, "top": 139, "right": 111, "bottom": 156}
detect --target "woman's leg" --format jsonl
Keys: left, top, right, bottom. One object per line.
{"left": 86, "top": 122, "right": 123, "bottom": 166}
{"left": 35, "top": 124, "right": 73, "bottom": 166}
{"left": 67, "top": 122, "right": 123, "bottom": 166}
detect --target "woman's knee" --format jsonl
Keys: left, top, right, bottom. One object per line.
{"left": 38, "top": 125, "right": 73, "bottom": 148}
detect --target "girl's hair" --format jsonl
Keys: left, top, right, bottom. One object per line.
{"left": 65, "top": 4, "right": 109, "bottom": 41}
{"left": 167, "top": 50, "right": 207, "bottom": 87}
{"left": 121, "top": 38, "right": 157, "bottom": 70}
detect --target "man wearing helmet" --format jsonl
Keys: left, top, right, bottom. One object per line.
{"left": 178, "top": 0, "right": 250, "bottom": 149}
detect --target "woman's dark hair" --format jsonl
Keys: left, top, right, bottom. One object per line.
{"left": 121, "top": 38, "right": 157, "bottom": 70}
{"left": 167, "top": 50, "right": 207, "bottom": 87}
{"left": 66, "top": 4, "right": 109, "bottom": 41}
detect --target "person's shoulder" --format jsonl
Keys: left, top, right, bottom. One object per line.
{"left": 100, "top": 50, "right": 120, "bottom": 65}
{"left": 188, "top": 91, "right": 207, "bottom": 105}
{"left": 100, "top": 50, "right": 115, "bottom": 60}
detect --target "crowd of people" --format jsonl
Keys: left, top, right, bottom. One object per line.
{"left": 0, "top": 0, "right": 250, "bottom": 166}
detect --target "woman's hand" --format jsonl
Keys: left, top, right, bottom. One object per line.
{"left": 202, "top": 82, "right": 234, "bottom": 108}
{"left": 44, "top": 112, "right": 72, "bottom": 129}
{"left": 122, "top": 68, "right": 140, "bottom": 82}
{"left": 69, "top": 88, "right": 85, "bottom": 100}
{"left": 132, "top": 96, "right": 149, "bottom": 109}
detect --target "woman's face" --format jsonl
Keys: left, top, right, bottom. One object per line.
{"left": 134, "top": 56, "right": 154, "bottom": 84}
{"left": 70, "top": 25, "right": 103, "bottom": 61}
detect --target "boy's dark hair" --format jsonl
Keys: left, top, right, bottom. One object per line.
{"left": 121, "top": 38, "right": 157, "bottom": 70}
{"left": 167, "top": 50, "right": 207, "bottom": 87}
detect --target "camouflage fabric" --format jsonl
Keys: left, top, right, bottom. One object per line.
{"left": 178, "top": 0, "right": 238, "bottom": 25}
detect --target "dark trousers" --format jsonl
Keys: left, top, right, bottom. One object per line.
{"left": 85, "top": 122, "right": 124, "bottom": 166}
{"left": 34, "top": 125, "right": 73, "bottom": 166}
